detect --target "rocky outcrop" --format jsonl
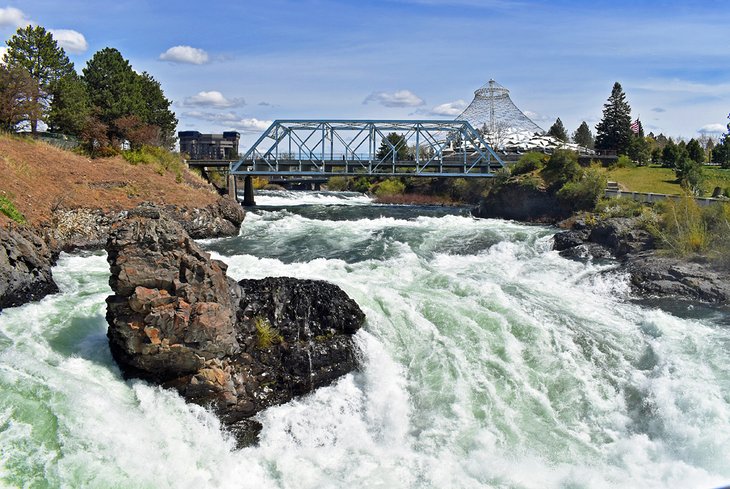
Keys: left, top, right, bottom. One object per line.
{"left": 105, "top": 210, "right": 364, "bottom": 445}
{"left": 46, "top": 198, "right": 246, "bottom": 252}
{"left": 0, "top": 198, "right": 244, "bottom": 312}
{"left": 552, "top": 217, "right": 654, "bottom": 260}
{"left": 0, "top": 225, "right": 58, "bottom": 311}
{"left": 625, "top": 253, "right": 730, "bottom": 304}
{"left": 472, "top": 182, "right": 568, "bottom": 223}
{"left": 553, "top": 217, "right": 729, "bottom": 304}
{"left": 157, "top": 197, "right": 246, "bottom": 239}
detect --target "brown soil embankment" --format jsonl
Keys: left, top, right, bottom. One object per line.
{"left": 0, "top": 135, "right": 218, "bottom": 227}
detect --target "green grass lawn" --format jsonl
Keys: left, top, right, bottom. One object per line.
{"left": 604, "top": 165, "right": 730, "bottom": 196}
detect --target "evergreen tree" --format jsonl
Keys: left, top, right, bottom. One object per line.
{"left": 595, "top": 82, "right": 633, "bottom": 155}
{"left": 547, "top": 117, "right": 568, "bottom": 142}
{"left": 675, "top": 155, "right": 705, "bottom": 195}
{"left": 627, "top": 135, "right": 651, "bottom": 166}
{"left": 3, "top": 25, "right": 75, "bottom": 133}
{"left": 685, "top": 138, "right": 705, "bottom": 164}
{"left": 376, "top": 132, "right": 410, "bottom": 161}
{"left": 572, "top": 121, "right": 594, "bottom": 149}
{"left": 136, "top": 72, "right": 177, "bottom": 149}
{"left": 47, "top": 72, "right": 91, "bottom": 136}
{"left": 82, "top": 48, "right": 145, "bottom": 143}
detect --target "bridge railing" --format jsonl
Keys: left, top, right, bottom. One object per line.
{"left": 230, "top": 120, "right": 505, "bottom": 178}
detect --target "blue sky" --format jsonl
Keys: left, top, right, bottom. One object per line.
{"left": 2, "top": 0, "right": 729, "bottom": 146}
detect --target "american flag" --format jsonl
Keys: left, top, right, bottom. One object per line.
{"left": 630, "top": 119, "right": 641, "bottom": 134}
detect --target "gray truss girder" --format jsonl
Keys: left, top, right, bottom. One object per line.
{"left": 230, "top": 120, "right": 505, "bottom": 178}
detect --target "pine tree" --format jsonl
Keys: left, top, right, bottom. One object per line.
{"left": 595, "top": 82, "right": 633, "bottom": 155}
{"left": 47, "top": 72, "right": 91, "bottom": 136}
{"left": 136, "top": 72, "right": 177, "bottom": 149}
{"left": 547, "top": 118, "right": 568, "bottom": 142}
{"left": 376, "top": 132, "right": 409, "bottom": 161}
{"left": 3, "top": 25, "right": 75, "bottom": 133}
{"left": 685, "top": 138, "right": 705, "bottom": 164}
{"left": 82, "top": 48, "right": 145, "bottom": 144}
{"left": 572, "top": 121, "right": 594, "bottom": 149}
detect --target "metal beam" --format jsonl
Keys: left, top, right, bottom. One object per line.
{"left": 230, "top": 120, "right": 504, "bottom": 178}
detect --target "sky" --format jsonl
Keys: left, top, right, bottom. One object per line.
{"left": 1, "top": 0, "right": 729, "bottom": 147}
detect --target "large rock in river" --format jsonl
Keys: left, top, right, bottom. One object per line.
{"left": 105, "top": 209, "right": 364, "bottom": 443}
{"left": 0, "top": 226, "right": 58, "bottom": 311}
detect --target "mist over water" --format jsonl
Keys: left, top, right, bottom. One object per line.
{"left": 1, "top": 190, "right": 729, "bottom": 488}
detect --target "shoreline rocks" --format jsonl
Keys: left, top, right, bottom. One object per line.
{"left": 0, "top": 198, "right": 245, "bottom": 312}
{"left": 104, "top": 210, "right": 364, "bottom": 445}
{"left": 0, "top": 225, "right": 58, "bottom": 311}
{"left": 553, "top": 217, "right": 730, "bottom": 304}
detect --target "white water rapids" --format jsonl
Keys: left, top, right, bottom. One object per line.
{"left": 1, "top": 191, "right": 729, "bottom": 488}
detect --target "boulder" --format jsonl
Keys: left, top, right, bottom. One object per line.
{"left": 105, "top": 211, "right": 364, "bottom": 444}
{"left": 0, "top": 226, "right": 58, "bottom": 311}
{"left": 626, "top": 253, "right": 730, "bottom": 304}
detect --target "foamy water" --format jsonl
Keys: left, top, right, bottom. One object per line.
{"left": 1, "top": 192, "right": 729, "bottom": 488}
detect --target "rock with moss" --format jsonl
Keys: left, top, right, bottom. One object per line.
{"left": 105, "top": 211, "right": 364, "bottom": 445}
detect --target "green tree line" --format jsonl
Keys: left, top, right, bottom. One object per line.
{"left": 1, "top": 25, "right": 177, "bottom": 154}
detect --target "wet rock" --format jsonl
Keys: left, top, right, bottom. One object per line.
{"left": 472, "top": 182, "right": 568, "bottom": 223}
{"left": 552, "top": 216, "right": 728, "bottom": 304}
{"left": 105, "top": 212, "right": 364, "bottom": 446}
{"left": 0, "top": 226, "right": 58, "bottom": 310}
{"left": 626, "top": 253, "right": 730, "bottom": 304}
{"left": 46, "top": 197, "right": 245, "bottom": 254}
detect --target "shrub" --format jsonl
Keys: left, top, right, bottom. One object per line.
{"left": 595, "top": 196, "right": 645, "bottom": 218}
{"left": 540, "top": 149, "right": 581, "bottom": 189}
{"left": 614, "top": 155, "right": 635, "bottom": 168}
{"left": 122, "top": 145, "right": 184, "bottom": 181}
{"left": 326, "top": 176, "right": 351, "bottom": 191}
{"left": 0, "top": 194, "right": 26, "bottom": 224}
{"left": 651, "top": 195, "right": 708, "bottom": 255}
{"left": 255, "top": 317, "right": 283, "bottom": 349}
{"left": 374, "top": 178, "right": 406, "bottom": 197}
{"left": 511, "top": 152, "right": 546, "bottom": 175}
{"left": 674, "top": 156, "right": 705, "bottom": 196}
{"left": 556, "top": 165, "right": 607, "bottom": 212}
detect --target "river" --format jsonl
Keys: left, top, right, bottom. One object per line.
{"left": 1, "top": 190, "right": 729, "bottom": 488}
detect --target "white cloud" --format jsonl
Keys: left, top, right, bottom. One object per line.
{"left": 183, "top": 111, "right": 240, "bottom": 122}
{"left": 159, "top": 45, "right": 210, "bottom": 65}
{"left": 523, "top": 110, "right": 553, "bottom": 123}
{"left": 228, "top": 118, "right": 272, "bottom": 132}
{"left": 698, "top": 123, "right": 727, "bottom": 134}
{"left": 364, "top": 89, "right": 425, "bottom": 108}
{"left": 431, "top": 99, "right": 467, "bottom": 116}
{"left": 0, "top": 7, "right": 30, "bottom": 28}
{"left": 49, "top": 29, "right": 88, "bottom": 54}
{"left": 183, "top": 91, "right": 245, "bottom": 108}
{"left": 0, "top": 46, "right": 7, "bottom": 64}
{"left": 181, "top": 111, "right": 271, "bottom": 133}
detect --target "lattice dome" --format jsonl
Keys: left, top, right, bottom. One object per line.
{"left": 457, "top": 79, "right": 544, "bottom": 136}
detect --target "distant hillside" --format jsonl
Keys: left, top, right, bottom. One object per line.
{"left": 0, "top": 135, "right": 220, "bottom": 226}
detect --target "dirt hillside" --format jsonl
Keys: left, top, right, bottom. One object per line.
{"left": 0, "top": 135, "right": 220, "bottom": 226}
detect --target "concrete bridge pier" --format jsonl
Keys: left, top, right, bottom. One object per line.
{"left": 242, "top": 175, "right": 256, "bottom": 206}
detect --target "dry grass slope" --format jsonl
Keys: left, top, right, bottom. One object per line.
{"left": 0, "top": 135, "right": 220, "bottom": 226}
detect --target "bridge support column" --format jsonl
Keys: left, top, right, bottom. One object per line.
{"left": 227, "top": 173, "right": 237, "bottom": 200}
{"left": 242, "top": 175, "right": 256, "bottom": 206}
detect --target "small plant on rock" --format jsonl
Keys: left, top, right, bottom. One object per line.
{"left": 255, "top": 316, "right": 283, "bottom": 349}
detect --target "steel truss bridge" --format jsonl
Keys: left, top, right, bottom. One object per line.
{"left": 228, "top": 119, "right": 506, "bottom": 204}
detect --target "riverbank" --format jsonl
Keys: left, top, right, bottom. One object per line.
{"left": 0, "top": 135, "right": 245, "bottom": 310}
{"left": 472, "top": 180, "right": 730, "bottom": 305}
